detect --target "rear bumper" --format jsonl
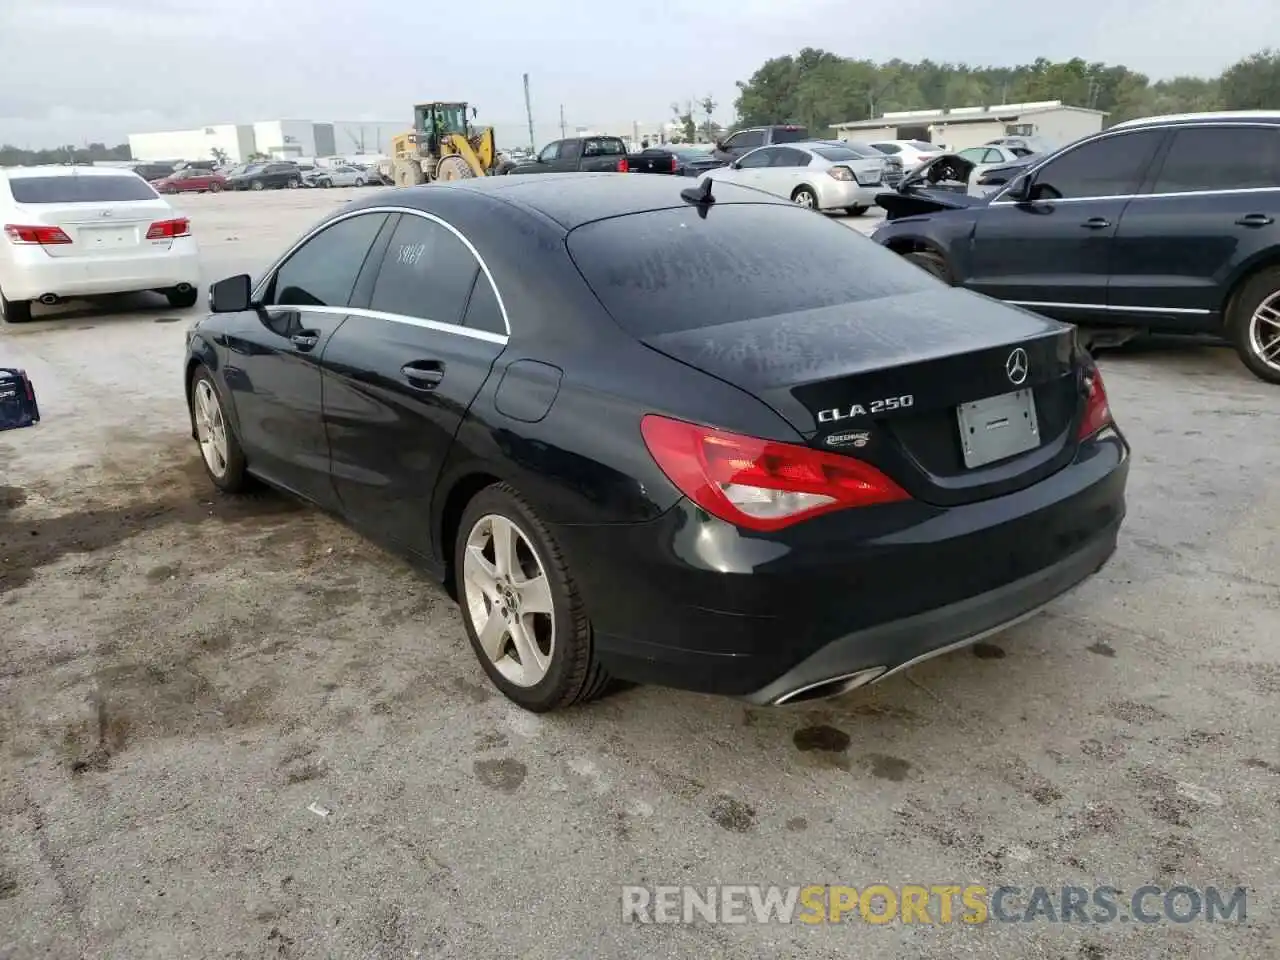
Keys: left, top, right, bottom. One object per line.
{"left": 550, "top": 432, "right": 1128, "bottom": 702}
{"left": 1, "top": 242, "right": 201, "bottom": 301}
{"left": 815, "top": 179, "right": 884, "bottom": 210}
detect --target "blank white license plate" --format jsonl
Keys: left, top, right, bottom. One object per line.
{"left": 80, "top": 226, "right": 137, "bottom": 248}
{"left": 957, "top": 389, "right": 1039, "bottom": 468}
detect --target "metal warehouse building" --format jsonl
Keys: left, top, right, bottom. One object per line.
{"left": 128, "top": 119, "right": 402, "bottom": 164}
{"left": 832, "top": 100, "right": 1107, "bottom": 151}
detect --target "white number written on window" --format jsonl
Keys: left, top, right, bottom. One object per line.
{"left": 396, "top": 243, "right": 426, "bottom": 266}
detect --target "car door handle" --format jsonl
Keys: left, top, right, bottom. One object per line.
{"left": 290, "top": 331, "right": 320, "bottom": 350}
{"left": 401, "top": 360, "right": 444, "bottom": 389}
{"left": 1080, "top": 217, "right": 1111, "bottom": 229}
{"left": 1235, "top": 214, "right": 1274, "bottom": 227}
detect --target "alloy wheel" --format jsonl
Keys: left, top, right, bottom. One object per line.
{"left": 1249, "top": 290, "right": 1280, "bottom": 374}
{"left": 193, "top": 379, "right": 229, "bottom": 478}
{"left": 462, "top": 514, "right": 556, "bottom": 687}
{"left": 793, "top": 189, "right": 816, "bottom": 208}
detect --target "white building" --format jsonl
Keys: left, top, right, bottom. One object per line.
{"left": 128, "top": 119, "right": 402, "bottom": 164}
{"left": 832, "top": 101, "right": 1107, "bottom": 152}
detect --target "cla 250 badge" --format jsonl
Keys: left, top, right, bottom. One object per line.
{"left": 817, "top": 394, "right": 914, "bottom": 423}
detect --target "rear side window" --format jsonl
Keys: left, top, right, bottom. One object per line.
{"left": 268, "top": 212, "right": 387, "bottom": 308}
{"left": 368, "top": 214, "right": 479, "bottom": 324}
{"left": 1152, "top": 126, "right": 1280, "bottom": 192}
{"left": 463, "top": 273, "right": 506, "bottom": 336}
{"left": 1030, "top": 129, "right": 1164, "bottom": 200}
{"left": 567, "top": 204, "right": 938, "bottom": 338}
{"left": 8, "top": 175, "right": 157, "bottom": 203}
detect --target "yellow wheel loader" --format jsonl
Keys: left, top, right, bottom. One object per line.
{"left": 389, "top": 102, "right": 510, "bottom": 187}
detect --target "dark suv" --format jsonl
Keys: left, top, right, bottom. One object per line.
{"left": 872, "top": 112, "right": 1280, "bottom": 383}
{"left": 225, "top": 162, "right": 302, "bottom": 191}
{"left": 711, "top": 125, "right": 809, "bottom": 164}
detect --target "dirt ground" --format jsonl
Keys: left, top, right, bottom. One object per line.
{"left": 0, "top": 190, "right": 1277, "bottom": 960}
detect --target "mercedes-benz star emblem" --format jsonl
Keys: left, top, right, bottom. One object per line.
{"left": 1006, "top": 347, "right": 1029, "bottom": 385}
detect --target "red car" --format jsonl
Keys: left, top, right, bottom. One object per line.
{"left": 151, "top": 168, "right": 226, "bottom": 194}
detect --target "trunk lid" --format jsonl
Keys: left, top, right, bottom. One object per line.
{"left": 10, "top": 199, "right": 173, "bottom": 258}
{"left": 640, "top": 287, "right": 1084, "bottom": 507}
{"left": 876, "top": 188, "right": 986, "bottom": 220}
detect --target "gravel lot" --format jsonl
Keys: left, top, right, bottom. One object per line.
{"left": 1, "top": 188, "right": 1277, "bottom": 960}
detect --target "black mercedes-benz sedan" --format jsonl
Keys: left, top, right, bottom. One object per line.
{"left": 184, "top": 172, "right": 1129, "bottom": 712}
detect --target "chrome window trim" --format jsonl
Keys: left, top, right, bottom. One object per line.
{"left": 990, "top": 122, "right": 1280, "bottom": 205}
{"left": 294, "top": 304, "right": 508, "bottom": 344}
{"left": 1006, "top": 300, "right": 1212, "bottom": 316}
{"left": 991, "top": 185, "right": 1280, "bottom": 206}
{"left": 251, "top": 204, "right": 513, "bottom": 337}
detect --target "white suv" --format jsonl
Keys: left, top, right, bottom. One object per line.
{"left": 0, "top": 165, "right": 201, "bottom": 323}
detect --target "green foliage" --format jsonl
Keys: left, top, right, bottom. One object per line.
{"left": 0, "top": 142, "right": 131, "bottom": 166}
{"left": 732, "top": 48, "right": 1280, "bottom": 131}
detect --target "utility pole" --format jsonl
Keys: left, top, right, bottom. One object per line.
{"left": 559, "top": 104, "right": 567, "bottom": 139}
{"left": 523, "top": 73, "right": 535, "bottom": 152}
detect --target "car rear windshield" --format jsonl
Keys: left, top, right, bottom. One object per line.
{"left": 8, "top": 175, "right": 157, "bottom": 203}
{"left": 907, "top": 140, "right": 936, "bottom": 151}
{"left": 567, "top": 204, "right": 938, "bottom": 337}
{"left": 813, "top": 146, "right": 868, "bottom": 162}
{"left": 771, "top": 127, "right": 808, "bottom": 143}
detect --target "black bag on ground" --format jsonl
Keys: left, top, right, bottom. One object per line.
{"left": 0, "top": 368, "right": 40, "bottom": 430}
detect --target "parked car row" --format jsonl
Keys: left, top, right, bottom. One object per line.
{"left": 871, "top": 111, "right": 1280, "bottom": 384}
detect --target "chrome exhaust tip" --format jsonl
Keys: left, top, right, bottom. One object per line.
{"left": 38, "top": 293, "right": 60, "bottom": 305}
{"left": 772, "top": 667, "right": 887, "bottom": 705}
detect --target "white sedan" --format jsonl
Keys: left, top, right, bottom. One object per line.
{"left": 0, "top": 166, "right": 201, "bottom": 323}
{"left": 305, "top": 165, "right": 369, "bottom": 188}
{"left": 951, "top": 145, "right": 1029, "bottom": 191}
{"left": 702, "top": 141, "right": 891, "bottom": 215}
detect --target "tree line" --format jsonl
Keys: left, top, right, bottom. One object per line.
{"left": 732, "top": 48, "right": 1280, "bottom": 134}
{"left": 0, "top": 142, "right": 132, "bottom": 167}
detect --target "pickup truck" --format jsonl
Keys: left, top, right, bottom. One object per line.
{"left": 626, "top": 146, "right": 726, "bottom": 177}
{"left": 506, "top": 136, "right": 633, "bottom": 174}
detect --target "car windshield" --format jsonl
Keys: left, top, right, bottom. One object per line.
{"left": 241, "top": 165, "right": 265, "bottom": 174}
{"left": 813, "top": 146, "right": 867, "bottom": 162}
{"left": 836, "top": 142, "right": 879, "bottom": 158}
{"left": 567, "top": 204, "right": 938, "bottom": 337}
{"left": 8, "top": 175, "right": 157, "bottom": 203}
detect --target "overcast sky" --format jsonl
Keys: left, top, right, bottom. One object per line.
{"left": 1, "top": 0, "right": 1275, "bottom": 147}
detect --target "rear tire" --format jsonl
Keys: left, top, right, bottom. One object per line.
{"left": 0, "top": 288, "right": 32, "bottom": 324}
{"left": 791, "top": 186, "right": 819, "bottom": 209}
{"left": 903, "top": 249, "right": 953, "bottom": 284}
{"left": 189, "top": 366, "right": 248, "bottom": 492}
{"left": 287, "top": 178, "right": 300, "bottom": 189}
{"left": 845, "top": 205, "right": 868, "bottom": 217}
{"left": 166, "top": 287, "right": 199, "bottom": 309}
{"left": 1227, "top": 265, "right": 1280, "bottom": 384}
{"left": 454, "top": 483, "right": 610, "bottom": 712}
{"left": 354, "top": 178, "right": 365, "bottom": 187}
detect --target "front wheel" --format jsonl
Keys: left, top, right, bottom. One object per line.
{"left": 354, "top": 178, "right": 365, "bottom": 187}
{"left": 166, "top": 287, "right": 199, "bottom": 309}
{"left": 1227, "top": 265, "right": 1280, "bottom": 384}
{"left": 286, "top": 178, "right": 300, "bottom": 189}
{"left": 250, "top": 180, "right": 265, "bottom": 191}
{"left": 209, "top": 181, "right": 222, "bottom": 193}
{"left": 189, "top": 367, "right": 248, "bottom": 492}
{"left": 791, "top": 186, "right": 819, "bottom": 209}
{"left": 454, "top": 484, "right": 610, "bottom": 712}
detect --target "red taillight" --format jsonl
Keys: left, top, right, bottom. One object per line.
{"left": 146, "top": 218, "right": 190, "bottom": 240}
{"left": 670, "top": 155, "right": 678, "bottom": 173}
{"left": 640, "top": 414, "right": 910, "bottom": 532}
{"left": 1077, "top": 368, "right": 1113, "bottom": 440}
{"left": 616, "top": 157, "right": 630, "bottom": 173}
{"left": 4, "top": 224, "right": 72, "bottom": 245}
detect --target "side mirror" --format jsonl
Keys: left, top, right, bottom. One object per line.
{"left": 729, "top": 159, "right": 741, "bottom": 170}
{"left": 1004, "top": 173, "right": 1032, "bottom": 201}
{"left": 209, "top": 274, "right": 253, "bottom": 313}
{"left": 714, "top": 140, "right": 725, "bottom": 152}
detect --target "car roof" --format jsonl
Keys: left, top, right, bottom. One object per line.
{"left": 377, "top": 172, "right": 791, "bottom": 230}
{"left": 1109, "top": 110, "right": 1280, "bottom": 130}
{"left": 0, "top": 165, "right": 146, "bottom": 180}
